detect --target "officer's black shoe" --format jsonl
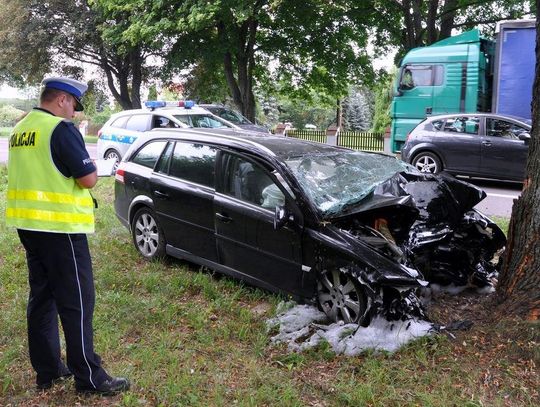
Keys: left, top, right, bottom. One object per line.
{"left": 76, "top": 377, "right": 130, "bottom": 396}
{"left": 36, "top": 371, "right": 73, "bottom": 390}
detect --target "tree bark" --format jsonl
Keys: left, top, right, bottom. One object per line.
{"left": 217, "top": 16, "right": 258, "bottom": 121}
{"left": 496, "top": 14, "right": 540, "bottom": 321}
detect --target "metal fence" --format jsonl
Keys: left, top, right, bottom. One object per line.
{"left": 338, "top": 131, "right": 384, "bottom": 151}
{"left": 284, "top": 129, "right": 384, "bottom": 151}
{"left": 285, "top": 129, "right": 327, "bottom": 143}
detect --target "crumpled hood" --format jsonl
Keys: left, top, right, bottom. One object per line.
{"left": 331, "top": 170, "right": 486, "bottom": 227}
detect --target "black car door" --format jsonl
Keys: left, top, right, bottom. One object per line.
{"left": 435, "top": 115, "right": 481, "bottom": 174}
{"left": 150, "top": 141, "right": 218, "bottom": 262}
{"left": 480, "top": 118, "right": 529, "bottom": 180}
{"left": 214, "top": 152, "right": 304, "bottom": 295}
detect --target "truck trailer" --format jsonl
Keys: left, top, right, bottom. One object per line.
{"left": 390, "top": 19, "right": 535, "bottom": 153}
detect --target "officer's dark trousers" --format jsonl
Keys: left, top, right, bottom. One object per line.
{"left": 17, "top": 229, "right": 110, "bottom": 389}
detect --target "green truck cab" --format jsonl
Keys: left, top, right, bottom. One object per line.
{"left": 390, "top": 30, "right": 494, "bottom": 152}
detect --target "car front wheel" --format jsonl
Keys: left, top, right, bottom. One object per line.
{"left": 412, "top": 152, "right": 442, "bottom": 174}
{"left": 317, "top": 269, "right": 370, "bottom": 325}
{"left": 131, "top": 207, "right": 166, "bottom": 260}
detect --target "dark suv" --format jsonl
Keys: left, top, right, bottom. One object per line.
{"left": 114, "top": 130, "right": 505, "bottom": 325}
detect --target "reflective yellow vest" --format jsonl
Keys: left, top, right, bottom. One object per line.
{"left": 6, "top": 109, "right": 95, "bottom": 233}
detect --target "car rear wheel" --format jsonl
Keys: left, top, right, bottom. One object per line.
{"left": 105, "top": 149, "right": 121, "bottom": 170}
{"left": 317, "top": 269, "right": 370, "bottom": 325}
{"left": 131, "top": 207, "right": 166, "bottom": 260}
{"left": 412, "top": 152, "right": 442, "bottom": 174}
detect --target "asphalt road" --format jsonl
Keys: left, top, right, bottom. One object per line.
{"left": 0, "top": 139, "right": 521, "bottom": 217}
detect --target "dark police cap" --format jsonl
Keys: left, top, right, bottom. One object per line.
{"left": 41, "top": 77, "right": 88, "bottom": 112}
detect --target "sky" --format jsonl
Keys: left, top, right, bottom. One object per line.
{"left": 0, "top": 84, "right": 38, "bottom": 99}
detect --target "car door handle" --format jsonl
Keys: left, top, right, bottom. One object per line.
{"left": 215, "top": 213, "right": 233, "bottom": 223}
{"left": 482, "top": 140, "right": 492, "bottom": 147}
{"left": 153, "top": 190, "right": 169, "bottom": 199}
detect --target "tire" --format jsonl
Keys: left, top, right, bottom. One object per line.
{"left": 131, "top": 207, "right": 166, "bottom": 260}
{"left": 105, "top": 149, "right": 121, "bottom": 171}
{"left": 411, "top": 151, "right": 442, "bottom": 174}
{"left": 317, "top": 269, "right": 370, "bottom": 325}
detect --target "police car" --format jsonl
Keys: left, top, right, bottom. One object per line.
{"left": 96, "top": 100, "right": 240, "bottom": 165}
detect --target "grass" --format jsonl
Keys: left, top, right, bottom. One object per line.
{"left": 0, "top": 166, "right": 538, "bottom": 406}
{"left": 84, "top": 135, "right": 98, "bottom": 144}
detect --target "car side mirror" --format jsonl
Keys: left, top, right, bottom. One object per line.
{"left": 518, "top": 132, "right": 531, "bottom": 143}
{"left": 274, "top": 205, "right": 290, "bottom": 230}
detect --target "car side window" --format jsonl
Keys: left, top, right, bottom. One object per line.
{"left": 190, "top": 115, "right": 226, "bottom": 129}
{"left": 131, "top": 140, "right": 168, "bottom": 169}
{"left": 173, "top": 115, "right": 191, "bottom": 127}
{"left": 155, "top": 142, "right": 174, "bottom": 174}
{"left": 110, "top": 116, "right": 129, "bottom": 129}
{"left": 125, "top": 114, "right": 150, "bottom": 132}
{"left": 443, "top": 117, "right": 479, "bottom": 134}
{"left": 224, "top": 155, "right": 283, "bottom": 208}
{"left": 431, "top": 120, "right": 445, "bottom": 131}
{"left": 169, "top": 142, "right": 216, "bottom": 188}
{"left": 486, "top": 118, "right": 526, "bottom": 140}
{"left": 152, "top": 115, "right": 179, "bottom": 129}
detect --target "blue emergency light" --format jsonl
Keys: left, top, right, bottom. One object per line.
{"left": 145, "top": 100, "right": 166, "bottom": 109}
{"left": 145, "top": 100, "right": 196, "bottom": 110}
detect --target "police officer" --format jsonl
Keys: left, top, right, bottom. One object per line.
{"left": 6, "top": 77, "right": 130, "bottom": 395}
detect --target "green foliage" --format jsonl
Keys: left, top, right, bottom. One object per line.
{"left": 0, "top": 105, "right": 24, "bottom": 127}
{"left": 342, "top": 86, "right": 375, "bottom": 131}
{"left": 368, "top": 0, "right": 534, "bottom": 58}
{"left": 371, "top": 70, "right": 396, "bottom": 133}
{"left": 278, "top": 92, "right": 336, "bottom": 130}
{"left": 81, "top": 80, "right": 109, "bottom": 116}
{"left": 147, "top": 84, "right": 158, "bottom": 101}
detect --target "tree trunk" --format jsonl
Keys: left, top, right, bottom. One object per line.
{"left": 496, "top": 15, "right": 540, "bottom": 321}
{"left": 218, "top": 19, "right": 257, "bottom": 121}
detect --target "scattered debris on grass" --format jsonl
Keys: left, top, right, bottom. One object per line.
{"left": 267, "top": 302, "right": 433, "bottom": 355}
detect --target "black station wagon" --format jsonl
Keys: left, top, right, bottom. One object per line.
{"left": 114, "top": 130, "right": 505, "bottom": 325}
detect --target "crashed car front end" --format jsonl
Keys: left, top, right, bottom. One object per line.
{"left": 284, "top": 150, "right": 506, "bottom": 323}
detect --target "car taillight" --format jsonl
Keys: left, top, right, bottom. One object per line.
{"left": 115, "top": 168, "right": 125, "bottom": 184}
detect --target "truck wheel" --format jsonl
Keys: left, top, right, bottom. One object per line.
{"left": 412, "top": 152, "right": 442, "bottom": 174}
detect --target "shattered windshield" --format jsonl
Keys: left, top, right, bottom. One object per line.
{"left": 284, "top": 151, "right": 411, "bottom": 217}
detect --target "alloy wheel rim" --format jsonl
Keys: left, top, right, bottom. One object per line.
{"left": 317, "top": 270, "right": 366, "bottom": 324}
{"left": 134, "top": 213, "right": 159, "bottom": 256}
{"left": 415, "top": 156, "right": 437, "bottom": 173}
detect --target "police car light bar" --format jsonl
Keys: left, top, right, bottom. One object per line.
{"left": 144, "top": 100, "right": 195, "bottom": 110}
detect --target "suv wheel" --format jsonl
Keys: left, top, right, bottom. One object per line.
{"left": 131, "top": 207, "right": 166, "bottom": 260}
{"left": 412, "top": 152, "right": 442, "bottom": 174}
{"left": 317, "top": 269, "right": 370, "bottom": 325}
